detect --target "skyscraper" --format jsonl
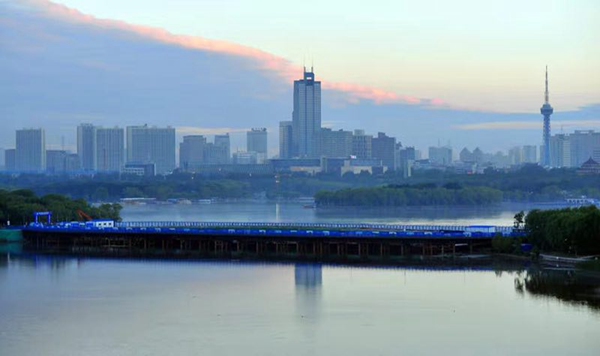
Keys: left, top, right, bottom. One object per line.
{"left": 352, "top": 130, "right": 372, "bottom": 159}
{"left": 292, "top": 68, "right": 321, "bottom": 158}
{"left": 179, "top": 135, "right": 207, "bottom": 170}
{"left": 321, "top": 128, "right": 353, "bottom": 158}
{"left": 247, "top": 128, "right": 268, "bottom": 156}
{"left": 16, "top": 128, "right": 45, "bottom": 172}
{"left": 4, "top": 149, "right": 16, "bottom": 171}
{"left": 96, "top": 127, "right": 124, "bottom": 172}
{"left": 126, "top": 125, "right": 176, "bottom": 174}
{"left": 77, "top": 123, "right": 97, "bottom": 171}
{"left": 372, "top": 132, "right": 397, "bottom": 170}
{"left": 214, "top": 134, "right": 231, "bottom": 164}
{"left": 279, "top": 121, "right": 293, "bottom": 159}
{"left": 540, "top": 66, "right": 554, "bottom": 166}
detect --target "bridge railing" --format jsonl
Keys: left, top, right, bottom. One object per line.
{"left": 115, "top": 221, "right": 514, "bottom": 233}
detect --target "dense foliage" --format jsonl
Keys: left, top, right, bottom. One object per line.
{"left": 0, "top": 164, "right": 598, "bottom": 202}
{"left": 314, "top": 185, "right": 503, "bottom": 206}
{"left": 0, "top": 189, "right": 122, "bottom": 226}
{"left": 525, "top": 206, "right": 600, "bottom": 255}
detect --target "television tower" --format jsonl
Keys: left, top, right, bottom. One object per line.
{"left": 540, "top": 66, "right": 553, "bottom": 166}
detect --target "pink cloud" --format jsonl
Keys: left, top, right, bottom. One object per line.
{"left": 23, "top": 0, "right": 445, "bottom": 107}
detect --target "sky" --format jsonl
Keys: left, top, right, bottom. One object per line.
{"left": 1, "top": 0, "right": 599, "bottom": 156}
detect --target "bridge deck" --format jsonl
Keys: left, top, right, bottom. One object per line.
{"left": 23, "top": 221, "right": 524, "bottom": 239}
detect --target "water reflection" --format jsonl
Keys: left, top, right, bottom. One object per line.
{"left": 294, "top": 263, "right": 322, "bottom": 318}
{"left": 0, "top": 252, "right": 75, "bottom": 271}
{"left": 0, "top": 243, "right": 22, "bottom": 255}
{"left": 515, "top": 269, "right": 600, "bottom": 312}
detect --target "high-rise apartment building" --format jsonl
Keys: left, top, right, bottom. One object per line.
{"left": 549, "top": 134, "right": 570, "bottom": 167}
{"left": 16, "top": 128, "right": 45, "bottom": 172}
{"left": 279, "top": 121, "right": 293, "bottom": 159}
{"left": 179, "top": 135, "right": 207, "bottom": 170}
{"left": 508, "top": 147, "right": 523, "bottom": 165}
{"left": 352, "top": 130, "right": 372, "bottom": 159}
{"left": 292, "top": 68, "right": 321, "bottom": 158}
{"left": 96, "top": 127, "right": 124, "bottom": 172}
{"left": 126, "top": 125, "right": 176, "bottom": 174}
{"left": 4, "top": 149, "right": 16, "bottom": 171}
{"left": 214, "top": 134, "right": 231, "bottom": 164}
{"left": 522, "top": 145, "right": 538, "bottom": 163}
{"left": 548, "top": 131, "right": 600, "bottom": 168}
{"left": 569, "top": 130, "right": 600, "bottom": 167}
{"left": 247, "top": 128, "right": 267, "bottom": 156}
{"left": 77, "top": 123, "right": 97, "bottom": 171}
{"left": 429, "top": 146, "right": 453, "bottom": 166}
{"left": 372, "top": 132, "right": 396, "bottom": 170}
{"left": 396, "top": 144, "right": 415, "bottom": 178}
{"left": 321, "top": 128, "right": 353, "bottom": 158}
{"left": 46, "top": 150, "right": 67, "bottom": 173}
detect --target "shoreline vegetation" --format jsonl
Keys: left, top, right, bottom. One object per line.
{"left": 0, "top": 164, "right": 598, "bottom": 204}
{"left": 0, "top": 189, "right": 122, "bottom": 226}
{"left": 315, "top": 185, "right": 503, "bottom": 207}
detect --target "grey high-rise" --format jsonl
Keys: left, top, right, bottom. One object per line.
{"left": 77, "top": 123, "right": 97, "bottom": 171}
{"left": 540, "top": 66, "right": 553, "bottom": 167}
{"left": 292, "top": 68, "right": 321, "bottom": 158}
{"left": 279, "top": 121, "right": 293, "bottom": 159}
{"left": 247, "top": 128, "right": 268, "bottom": 156}
{"left": 126, "top": 125, "right": 176, "bottom": 174}
{"left": 96, "top": 127, "right": 124, "bottom": 172}
{"left": 16, "top": 128, "right": 45, "bottom": 172}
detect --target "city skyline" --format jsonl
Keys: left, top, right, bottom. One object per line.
{"left": 1, "top": 0, "right": 599, "bottom": 155}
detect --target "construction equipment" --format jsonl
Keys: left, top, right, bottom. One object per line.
{"left": 77, "top": 210, "right": 93, "bottom": 221}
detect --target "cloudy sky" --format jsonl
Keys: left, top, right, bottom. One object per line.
{"left": 1, "top": 0, "right": 599, "bottom": 156}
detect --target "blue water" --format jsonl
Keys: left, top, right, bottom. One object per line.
{"left": 1, "top": 203, "right": 598, "bottom": 355}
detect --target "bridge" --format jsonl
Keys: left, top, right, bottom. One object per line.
{"left": 21, "top": 221, "right": 526, "bottom": 262}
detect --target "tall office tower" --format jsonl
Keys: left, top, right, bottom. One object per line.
{"left": 429, "top": 146, "right": 453, "bottom": 166}
{"left": 540, "top": 66, "right": 554, "bottom": 166}
{"left": 247, "top": 128, "right": 268, "bottom": 155}
{"left": 352, "top": 130, "right": 372, "bottom": 159}
{"left": 15, "top": 128, "right": 45, "bottom": 172}
{"left": 96, "top": 127, "right": 124, "bottom": 172}
{"left": 522, "top": 145, "right": 538, "bottom": 163}
{"left": 321, "top": 128, "right": 353, "bottom": 157}
{"left": 279, "top": 121, "right": 293, "bottom": 158}
{"left": 549, "top": 134, "right": 570, "bottom": 167}
{"left": 214, "top": 134, "right": 231, "bottom": 163}
{"left": 292, "top": 68, "right": 321, "bottom": 158}
{"left": 46, "top": 150, "right": 67, "bottom": 173}
{"left": 126, "top": 125, "right": 176, "bottom": 174}
{"left": 372, "top": 132, "right": 396, "bottom": 170}
{"left": 179, "top": 135, "right": 207, "bottom": 170}
{"left": 4, "top": 149, "right": 16, "bottom": 171}
{"left": 77, "top": 123, "right": 97, "bottom": 171}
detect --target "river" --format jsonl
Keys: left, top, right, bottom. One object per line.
{"left": 1, "top": 203, "right": 599, "bottom": 355}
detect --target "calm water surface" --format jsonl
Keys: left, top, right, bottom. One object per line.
{"left": 1, "top": 203, "right": 599, "bottom": 355}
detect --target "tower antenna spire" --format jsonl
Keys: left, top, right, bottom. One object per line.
{"left": 544, "top": 65, "right": 549, "bottom": 104}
